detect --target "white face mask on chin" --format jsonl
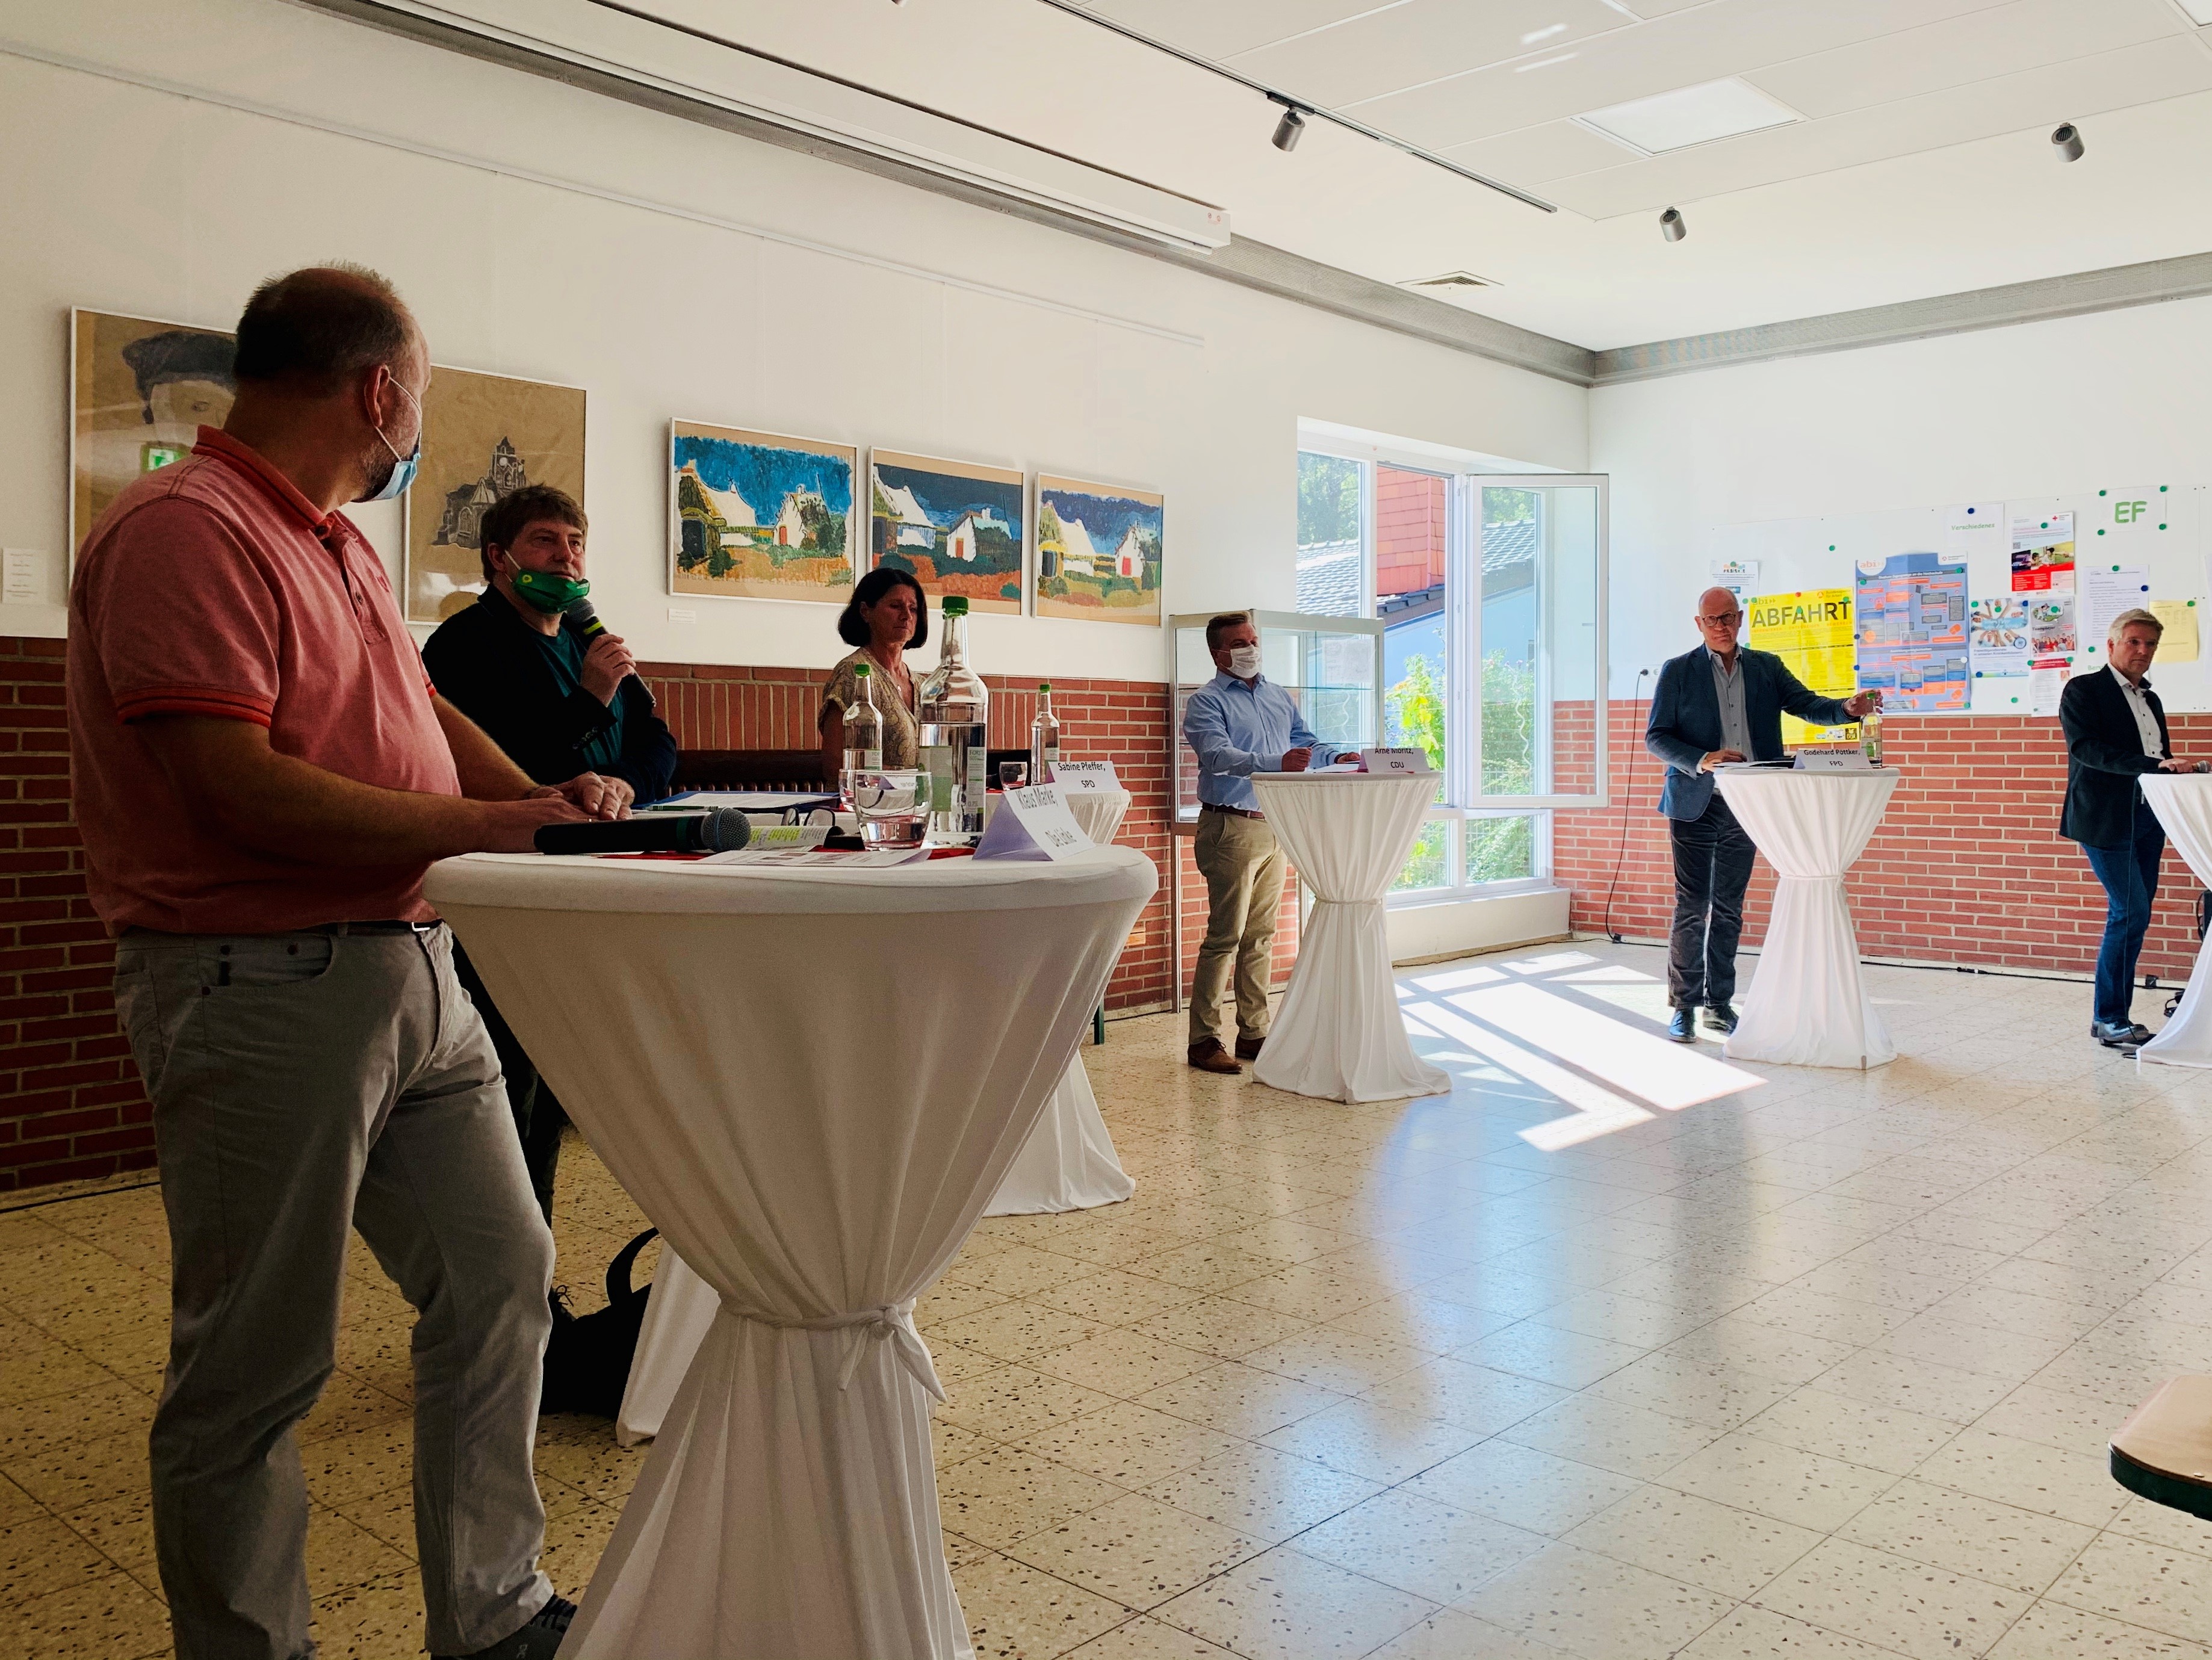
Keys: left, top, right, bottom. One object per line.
{"left": 1225, "top": 645, "right": 1263, "bottom": 678}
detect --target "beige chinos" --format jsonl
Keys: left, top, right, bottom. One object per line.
{"left": 1188, "top": 810, "right": 1286, "bottom": 1048}
{"left": 114, "top": 922, "right": 554, "bottom": 1660}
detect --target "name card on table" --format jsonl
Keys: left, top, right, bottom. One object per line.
{"left": 1050, "top": 760, "right": 1120, "bottom": 793}
{"left": 1359, "top": 748, "right": 1434, "bottom": 776}
{"left": 1794, "top": 751, "right": 1873, "bottom": 772}
{"left": 973, "top": 784, "right": 1097, "bottom": 861}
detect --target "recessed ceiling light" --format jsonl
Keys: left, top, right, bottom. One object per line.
{"left": 1520, "top": 23, "right": 1569, "bottom": 45}
{"left": 1404, "top": 270, "right": 1498, "bottom": 290}
{"left": 2178, "top": 0, "right": 2212, "bottom": 23}
{"left": 1575, "top": 78, "right": 1802, "bottom": 156}
{"left": 1516, "top": 52, "right": 1578, "bottom": 73}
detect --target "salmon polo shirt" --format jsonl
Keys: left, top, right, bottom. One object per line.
{"left": 67, "top": 427, "right": 460, "bottom": 934}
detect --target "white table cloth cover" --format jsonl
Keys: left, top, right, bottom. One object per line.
{"left": 2137, "top": 775, "right": 2212, "bottom": 1069}
{"left": 617, "top": 793, "right": 1142, "bottom": 1448}
{"left": 427, "top": 849, "right": 1155, "bottom": 1660}
{"left": 1247, "top": 772, "right": 1451, "bottom": 1103}
{"left": 982, "top": 786, "right": 1136, "bottom": 1215}
{"left": 1712, "top": 768, "right": 1901, "bottom": 1070}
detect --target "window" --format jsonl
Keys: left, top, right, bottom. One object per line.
{"left": 1296, "top": 440, "right": 1607, "bottom": 900}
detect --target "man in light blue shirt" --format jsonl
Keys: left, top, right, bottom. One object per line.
{"left": 1181, "top": 613, "right": 1343, "bottom": 1072}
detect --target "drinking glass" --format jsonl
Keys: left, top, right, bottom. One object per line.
{"left": 998, "top": 761, "right": 1029, "bottom": 790}
{"left": 850, "top": 770, "right": 928, "bottom": 849}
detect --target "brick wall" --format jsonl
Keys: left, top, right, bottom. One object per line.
{"left": 0, "top": 643, "right": 1280, "bottom": 1194}
{"left": 0, "top": 637, "right": 153, "bottom": 1194}
{"left": 1375, "top": 467, "right": 1446, "bottom": 598}
{"left": 1551, "top": 698, "right": 2209, "bottom": 984}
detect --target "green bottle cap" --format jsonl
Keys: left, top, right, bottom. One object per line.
{"left": 1039, "top": 681, "right": 1052, "bottom": 692}
{"left": 854, "top": 661, "right": 870, "bottom": 677}
{"left": 942, "top": 596, "right": 970, "bottom": 616}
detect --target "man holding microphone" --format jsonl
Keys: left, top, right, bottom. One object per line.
{"left": 1646, "top": 586, "right": 1880, "bottom": 1043}
{"left": 69, "top": 265, "right": 616, "bottom": 1660}
{"left": 2061, "top": 607, "right": 2207, "bottom": 1048}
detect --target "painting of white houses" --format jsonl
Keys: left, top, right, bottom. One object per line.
{"left": 669, "top": 420, "right": 857, "bottom": 604}
{"left": 869, "top": 451, "right": 1026, "bottom": 614}
{"left": 1036, "top": 474, "right": 1163, "bottom": 627}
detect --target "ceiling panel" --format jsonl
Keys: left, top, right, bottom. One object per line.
{"left": 1749, "top": 0, "right": 2187, "bottom": 120}
{"left": 1346, "top": 0, "right": 2025, "bottom": 150}
{"left": 1544, "top": 35, "right": 2212, "bottom": 217}
{"left": 1224, "top": 0, "right": 1634, "bottom": 111}
{"left": 1076, "top": 0, "right": 1384, "bottom": 62}
{"left": 1441, "top": 119, "right": 1641, "bottom": 186}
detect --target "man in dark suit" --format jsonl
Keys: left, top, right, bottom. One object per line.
{"left": 1646, "top": 587, "right": 1880, "bottom": 1042}
{"left": 2060, "top": 607, "right": 2205, "bottom": 1048}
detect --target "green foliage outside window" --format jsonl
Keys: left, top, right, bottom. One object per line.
{"left": 1298, "top": 453, "right": 1361, "bottom": 546}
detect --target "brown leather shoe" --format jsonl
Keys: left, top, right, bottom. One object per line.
{"left": 1187, "top": 1039, "right": 1242, "bottom": 1074}
{"left": 1235, "top": 1034, "right": 1265, "bottom": 1061}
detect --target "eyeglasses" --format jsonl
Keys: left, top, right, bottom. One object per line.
{"left": 1697, "top": 612, "right": 1742, "bottom": 625}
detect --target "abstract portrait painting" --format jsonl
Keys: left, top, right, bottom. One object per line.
{"left": 72, "top": 309, "right": 237, "bottom": 552}
{"left": 670, "top": 421, "right": 857, "bottom": 604}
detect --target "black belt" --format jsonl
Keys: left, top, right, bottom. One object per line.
{"left": 1201, "top": 802, "right": 1265, "bottom": 820}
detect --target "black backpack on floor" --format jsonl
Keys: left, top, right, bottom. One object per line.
{"left": 540, "top": 1227, "right": 658, "bottom": 1418}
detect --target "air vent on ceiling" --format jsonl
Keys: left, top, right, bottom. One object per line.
{"left": 1405, "top": 270, "right": 1498, "bottom": 290}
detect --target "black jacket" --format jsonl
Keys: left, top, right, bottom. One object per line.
{"left": 422, "top": 590, "right": 677, "bottom": 802}
{"left": 2059, "top": 664, "right": 2170, "bottom": 849}
{"left": 1644, "top": 646, "right": 1855, "bottom": 821}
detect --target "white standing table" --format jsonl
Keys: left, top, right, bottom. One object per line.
{"left": 1712, "top": 767, "right": 1901, "bottom": 1070}
{"left": 1246, "top": 771, "right": 1451, "bottom": 1103}
{"left": 2136, "top": 775, "right": 2212, "bottom": 1069}
{"left": 618, "top": 788, "right": 1140, "bottom": 1448}
{"left": 429, "top": 848, "right": 1154, "bottom": 1660}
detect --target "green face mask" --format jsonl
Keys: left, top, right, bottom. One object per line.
{"left": 511, "top": 568, "right": 590, "bottom": 614}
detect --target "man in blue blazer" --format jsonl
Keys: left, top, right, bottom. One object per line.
{"left": 1645, "top": 587, "right": 1879, "bottom": 1042}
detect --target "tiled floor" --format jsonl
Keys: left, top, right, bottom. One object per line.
{"left": 4, "top": 940, "right": 2212, "bottom": 1656}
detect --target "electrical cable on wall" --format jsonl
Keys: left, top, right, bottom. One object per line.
{"left": 1602, "top": 667, "right": 1655, "bottom": 944}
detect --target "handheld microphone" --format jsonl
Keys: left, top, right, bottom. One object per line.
{"left": 534, "top": 809, "right": 752, "bottom": 856}
{"left": 564, "top": 596, "right": 606, "bottom": 637}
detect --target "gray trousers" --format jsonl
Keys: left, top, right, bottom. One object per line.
{"left": 1188, "top": 808, "right": 1286, "bottom": 1047}
{"left": 114, "top": 922, "right": 556, "bottom": 1660}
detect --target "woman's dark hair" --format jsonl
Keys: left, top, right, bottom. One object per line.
{"left": 837, "top": 568, "right": 929, "bottom": 649}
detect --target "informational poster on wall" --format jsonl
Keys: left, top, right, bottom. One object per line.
{"left": 1748, "top": 587, "right": 1858, "bottom": 743}
{"left": 1854, "top": 553, "right": 1969, "bottom": 711}
{"left": 2010, "top": 512, "right": 2075, "bottom": 592}
{"left": 2082, "top": 565, "right": 2152, "bottom": 664}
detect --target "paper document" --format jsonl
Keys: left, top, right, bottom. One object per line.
{"left": 974, "top": 784, "right": 1094, "bottom": 861}
{"left": 648, "top": 790, "right": 841, "bottom": 813}
{"left": 2081, "top": 566, "right": 2152, "bottom": 663}
{"left": 2029, "top": 657, "right": 2072, "bottom": 716}
{"left": 1967, "top": 596, "right": 2031, "bottom": 679}
{"left": 2151, "top": 599, "right": 2200, "bottom": 663}
{"left": 704, "top": 846, "right": 925, "bottom": 867}
{"left": 2010, "top": 513, "right": 2075, "bottom": 592}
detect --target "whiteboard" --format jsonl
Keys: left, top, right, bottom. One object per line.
{"left": 1708, "top": 484, "right": 2207, "bottom": 714}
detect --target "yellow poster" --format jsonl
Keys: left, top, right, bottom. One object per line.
{"left": 1749, "top": 587, "right": 1858, "bottom": 745}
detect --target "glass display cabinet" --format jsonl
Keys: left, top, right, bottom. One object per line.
{"left": 1169, "top": 610, "right": 1386, "bottom": 829}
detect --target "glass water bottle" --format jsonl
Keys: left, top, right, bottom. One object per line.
{"left": 917, "top": 596, "right": 988, "bottom": 844}
{"left": 1859, "top": 703, "right": 1883, "bottom": 766}
{"left": 1030, "top": 682, "right": 1062, "bottom": 784}
{"left": 841, "top": 660, "right": 884, "bottom": 807}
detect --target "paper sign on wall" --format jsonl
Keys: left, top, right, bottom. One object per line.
{"left": 1, "top": 551, "right": 45, "bottom": 607}
{"left": 2080, "top": 566, "right": 2151, "bottom": 661}
{"left": 2010, "top": 513, "right": 2075, "bottom": 592}
{"left": 974, "top": 785, "right": 1095, "bottom": 861}
{"left": 2151, "top": 599, "right": 2199, "bottom": 664}
{"left": 1050, "top": 760, "right": 1120, "bottom": 793}
{"left": 1748, "top": 587, "right": 1857, "bottom": 743}
{"left": 1968, "top": 596, "right": 2031, "bottom": 679}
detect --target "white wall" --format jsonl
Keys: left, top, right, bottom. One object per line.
{"left": 1593, "top": 298, "right": 2212, "bottom": 705}
{"left": 0, "top": 0, "right": 1585, "bottom": 684}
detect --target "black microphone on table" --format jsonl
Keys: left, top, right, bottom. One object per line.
{"left": 534, "top": 810, "right": 752, "bottom": 856}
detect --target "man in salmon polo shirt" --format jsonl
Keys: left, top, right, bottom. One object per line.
{"left": 68, "top": 265, "right": 615, "bottom": 1660}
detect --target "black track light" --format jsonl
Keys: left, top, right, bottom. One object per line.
{"left": 1271, "top": 103, "right": 1306, "bottom": 153}
{"left": 2052, "top": 122, "right": 2083, "bottom": 163}
{"left": 1660, "top": 206, "right": 1686, "bottom": 243}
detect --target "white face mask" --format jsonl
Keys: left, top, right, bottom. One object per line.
{"left": 1226, "top": 645, "right": 1263, "bottom": 678}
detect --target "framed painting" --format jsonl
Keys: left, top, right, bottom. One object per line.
{"left": 669, "top": 421, "right": 857, "bottom": 604}
{"left": 869, "top": 450, "right": 1025, "bottom": 616}
{"left": 71, "top": 309, "right": 237, "bottom": 553}
{"left": 1035, "top": 475, "right": 1163, "bottom": 626}
{"left": 405, "top": 366, "right": 586, "bottom": 624}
